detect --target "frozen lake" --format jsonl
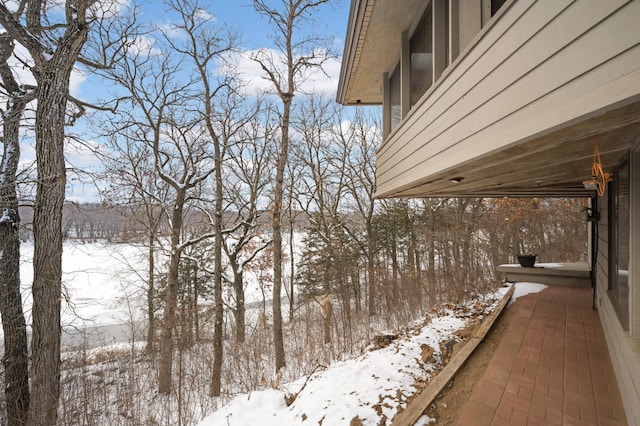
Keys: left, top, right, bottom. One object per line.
{"left": 3, "top": 237, "right": 298, "bottom": 351}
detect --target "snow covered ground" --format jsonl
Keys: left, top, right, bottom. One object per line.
{"left": 11, "top": 236, "right": 299, "bottom": 349}
{"left": 5, "top": 239, "right": 551, "bottom": 425}
{"left": 10, "top": 233, "right": 304, "bottom": 348}
{"left": 198, "top": 282, "right": 547, "bottom": 425}
{"left": 510, "top": 282, "right": 547, "bottom": 304}
{"left": 19, "top": 240, "right": 146, "bottom": 328}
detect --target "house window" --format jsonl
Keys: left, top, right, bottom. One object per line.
{"left": 389, "top": 62, "right": 401, "bottom": 131}
{"left": 491, "top": 0, "right": 507, "bottom": 16}
{"left": 410, "top": 3, "right": 433, "bottom": 107}
{"left": 382, "top": 0, "right": 453, "bottom": 137}
{"left": 609, "top": 159, "right": 630, "bottom": 330}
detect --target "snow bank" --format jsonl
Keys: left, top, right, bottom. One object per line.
{"left": 198, "top": 295, "right": 502, "bottom": 426}
{"left": 511, "top": 282, "right": 547, "bottom": 303}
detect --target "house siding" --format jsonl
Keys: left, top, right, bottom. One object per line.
{"left": 596, "top": 153, "right": 640, "bottom": 424}
{"left": 376, "top": 0, "right": 640, "bottom": 197}
{"left": 597, "top": 292, "right": 640, "bottom": 425}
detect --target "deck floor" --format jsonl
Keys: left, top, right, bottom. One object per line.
{"left": 457, "top": 286, "right": 627, "bottom": 425}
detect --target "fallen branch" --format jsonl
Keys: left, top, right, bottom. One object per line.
{"left": 285, "top": 364, "right": 327, "bottom": 406}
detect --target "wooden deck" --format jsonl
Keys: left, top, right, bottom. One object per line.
{"left": 456, "top": 286, "right": 627, "bottom": 425}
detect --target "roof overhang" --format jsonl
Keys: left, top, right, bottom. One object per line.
{"left": 339, "top": 0, "right": 640, "bottom": 199}
{"left": 337, "top": 0, "right": 425, "bottom": 105}
{"left": 376, "top": 101, "right": 640, "bottom": 199}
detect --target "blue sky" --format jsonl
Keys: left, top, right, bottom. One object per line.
{"left": 6, "top": 0, "right": 353, "bottom": 202}
{"left": 200, "top": 0, "right": 350, "bottom": 49}
{"left": 68, "top": 0, "right": 351, "bottom": 103}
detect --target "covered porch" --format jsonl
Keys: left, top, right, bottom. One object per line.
{"left": 453, "top": 285, "right": 627, "bottom": 425}
{"left": 337, "top": 0, "right": 640, "bottom": 421}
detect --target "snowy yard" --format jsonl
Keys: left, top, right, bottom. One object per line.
{"left": 5, "top": 240, "right": 549, "bottom": 425}
{"left": 199, "top": 289, "right": 514, "bottom": 425}
{"left": 198, "top": 282, "right": 548, "bottom": 425}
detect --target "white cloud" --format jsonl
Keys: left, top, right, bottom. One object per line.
{"left": 194, "top": 8, "right": 216, "bottom": 22}
{"left": 69, "top": 67, "right": 87, "bottom": 97}
{"left": 2, "top": 38, "right": 86, "bottom": 98}
{"left": 223, "top": 48, "right": 341, "bottom": 98}
{"left": 18, "top": 141, "right": 36, "bottom": 169}
{"left": 126, "top": 34, "right": 163, "bottom": 58}
{"left": 65, "top": 138, "right": 107, "bottom": 202}
{"left": 65, "top": 138, "right": 105, "bottom": 171}
{"left": 89, "top": 0, "right": 130, "bottom": 20}
{"left": 6, "top": 41, "right": 36, "bottom": 89}
{"left": 153, "top": 5, "right": 216, "bottom": 37}
{"left": 299, "top": 54, "right": 341, "bottom": 96}
{"left": 154, "top": 21, "right": 186, "bottom": 41}
{"left": 13, "top": 137, "right": 104, "bottom": 203}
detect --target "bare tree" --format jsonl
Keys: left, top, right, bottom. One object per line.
{"left": 251, "top": 0, "right": 335, "bottom": 373}
{"left": 157, "top": 0, "right": 239, "bottom": 396}
{"left": 293, "top": 95, "right": 346, "bottom": 344}
{"left": 103, "top": 43, "right": 206, "bottom": 394}
{"left": 103, "top": 0, "right": 240, "bottom": 394}
{"left": 101, "top": 139, "right": 169, "bottom": 355}
{"left": 336, "top": 107, "right": 380, "bottom": 316}
{"left": 153, "top": 120, "right": 217, "bottom": 395}
{"left": 282, "top": 147, "right": 307, "bottom": 321}
{"left": 0, "top": 31, "right": 35, "bottom": 426}
{"left": 221, "top": 102, "right": 275, "bottom": 344}
{"left": 0, "top": 1, "right": 133, "bottom": 421}
{"left": 0, "top": 3, "right": 85, "bottom": 420}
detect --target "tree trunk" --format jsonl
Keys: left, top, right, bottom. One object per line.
{"left": 367, "top": 222, "right": 376, "bottom": 316}
{"left": 209, "top": 131, "right": 225, "bottom": 397}
{"left": 0, "top": 210, "right": 29, "bottom": 426}
{"left": 272, "top": 97, "right": 291, "bottom": 373}
{"left": 353, "top": 271, "right": 361, "bottom": 313}
{"left": 159, "top": 191, "right": 185, "bottom": 394}
{"left": 180, "top": 266, "right": 194, "bottom": 349}
{"left": 29, "top": 76, "right": 68, "bottom": 426}
{"left": 428, "top": 212, "right": 437, "bottom": 303}
{"left": 0, "top": 81, "right": 30, "bottom": 426}
{"left": 340, "top": 269, "right": 351, "bottom": 340}
{"left": 189, "top": 261, "right": 198, "bottom": 344}
{"left": 323, "top": 299, "right": 332, "bottom": 346}
{"left": 233, "top": 267, "right": 246, "bottom": 344}
{"left": 390, "top": 241, "right": 399, "bottom": 307}
{"left": 288, "top": 216, "right": 295, "bottom": 322}
{"left": 322, "top": 262, "right": 332, "bottom": 345}
{"left": 194, "top": 262, "right": 200, "bottom": 342}
{"left": 146, "top": 232, "right": 156, "bottom": 354}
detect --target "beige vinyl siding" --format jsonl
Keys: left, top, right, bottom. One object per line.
{"left": 457, "top": 1, "right": 481, "bottom": 56}
{"left": 598, "top": 293, "right": 640, "bottom": 425}
{"left": 376, "top": 0, "right": 640, "bottom": 197}
{"left": 596, "top": 177, "right": 640, "bottom": 424}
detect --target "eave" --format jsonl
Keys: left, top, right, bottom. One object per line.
{"left": 337, "top": 0, "right": 426, "bottom": 106}
{"left": 365, "top": 0, "right": 640, "bottom": 199}
{"left": 375, "top": 101, "right": 640, "bottom": 199}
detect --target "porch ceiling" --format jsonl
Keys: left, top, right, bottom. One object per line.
{"left": 337, "top": 0, "right": 423, "bottom": 105}
{"left": 376, "top": 102, "right": 640, "bottom": 198}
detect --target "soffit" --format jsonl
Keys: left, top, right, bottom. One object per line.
{"left": 337, "top": 0, "right": 425, "bottom": 105}
{"left": 375, "top": 102, "right": 640, "bottom": 198}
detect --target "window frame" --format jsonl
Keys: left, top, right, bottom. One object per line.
{"left": 609, "top": 158, "right": 630, "bottom": 330}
